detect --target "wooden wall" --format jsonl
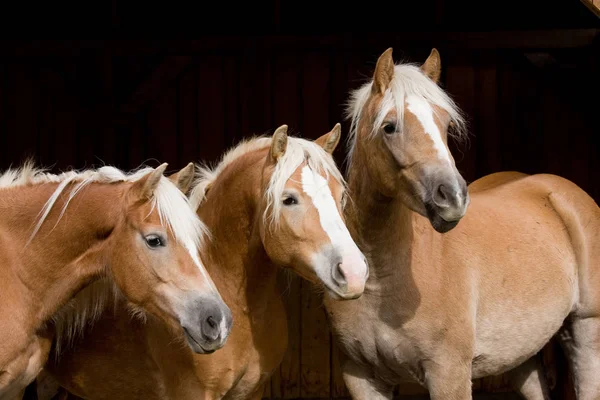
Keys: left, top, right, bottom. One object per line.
{"left": 2, "top": 29, "right": 599, "bottom": 400}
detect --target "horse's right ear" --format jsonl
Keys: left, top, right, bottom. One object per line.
{"left": 372, "top": 47, "right": 394, "bottom": 95}
{"left": 168, "top": 162, "right": 196, "bottom": 196}
{"left": 269, "top": 124, "right": 288, "bottom": 163}
{"left": 315, "top": 123, "right": 341, "bottom": 154}
{"left": 421, "top": 48, "right": 442, "bottom": 84}
{"left": 130, "top": 163, "right": 168, "bottom": 201}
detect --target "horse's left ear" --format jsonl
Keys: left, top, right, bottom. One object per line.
{"left": 131, "top": 163, "right": 168, "bottom": 200}
{"left": 269, "top": 124, "right": 288, "bottom": 162}
{"left": 421, "top": 48, "right": 442, "bottom": 84}
{"left": 168, "top": 162, "right": 196, "bottom": 195}
{"left": 315, "top": 123, "right": 341, "bottom": 154}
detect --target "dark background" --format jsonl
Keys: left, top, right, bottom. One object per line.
{"left": 3, "top": 0, "right": 599, "bottom": 399}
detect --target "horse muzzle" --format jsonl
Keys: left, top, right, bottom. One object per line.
{"left": 180, "top": 295, "right": 233, "bottom": 354}
{"left": 424, "top": 171, "right": 470, "bottom": 233}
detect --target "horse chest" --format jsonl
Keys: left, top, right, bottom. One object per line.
{"left": 326, "top": 296, "right": 425, "bottom": 385}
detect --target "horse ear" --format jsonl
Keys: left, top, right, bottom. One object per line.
{"left": 168, "top": 162, "right": 196, "bottom": 196}
{"left": 131, "top": 163, "right": 168, "bottom": 200}
{"left": 421, "top": 48, "right": 441, "bottom": 84}
{"left": 269, "top": 124, "right": 288, "bottom": 162}
{"left": 372, "top": 47, "right": 395, "bottom": 95}
{"left": 315, "top": 123, "right": 341, "bottom": 154}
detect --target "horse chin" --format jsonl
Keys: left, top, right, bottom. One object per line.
{"left": 425, "top": 202, "right": 462, "bottom": 233}
{"left": 430, "top": 216, "right": 460, "bottom": 233}
{"left": 324, "top": 286, "right": 362, "bottom": 301}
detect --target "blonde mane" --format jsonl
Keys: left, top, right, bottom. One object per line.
{"left": 345, "top": 62, "right": 467, "bottom": 169}
{"left": 189, "top": 134, "right": 346, "bottom": 228}
{"left": 0, "top": 160, "right": 210, "bottom": 355}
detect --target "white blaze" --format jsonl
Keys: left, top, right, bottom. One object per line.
{"left": 300, "top": 166, "right": 356, "bottom": 249}
{"left": 406, "top": 94, "right": 450, "bottom": 163}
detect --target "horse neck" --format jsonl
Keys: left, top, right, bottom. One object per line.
{"left": 346, "top": 148, "right": 415, "bottom": 283}
{"left": 0, "top": 182, "right": 123, "bottom": 327}
{"left": 198, "top": 153, "right": 280, "bottom": 310}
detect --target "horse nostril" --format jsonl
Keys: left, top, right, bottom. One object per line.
{"left": 206, "top": 315, "right": 217, "bottom": 330}
{"left": 332, "top": 263, "right": 347, "bottom": 288}
{"left": 436, "top": 185, "right": 448, "bottom": 203}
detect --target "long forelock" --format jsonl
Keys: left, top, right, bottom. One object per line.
{"left": 344, "top": 62, "right": 467, "bottom": 169}
{"left": 264, "top": 137, "right": 346, "bottom": 229}
{"left": 151, "top": 176, "right": 210, "bottom": 256}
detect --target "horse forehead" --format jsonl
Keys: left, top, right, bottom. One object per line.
{"left": 403, "top": 98, "right": 450, "bottom": 127}
{"left": 133, "top": 201, "right": 164, "bottom": 225}
{"left": 404, "top": 97, "right": 451, "bottom": 161}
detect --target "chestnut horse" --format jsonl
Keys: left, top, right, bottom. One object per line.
{"left": 41, "top": 125, "right": 368, "bottom": 399}
{"left": 324, "top": 48, "right": 600, "bottom": 400}
{"left": 0, "top": 162, "right": 231, "bottom": 399}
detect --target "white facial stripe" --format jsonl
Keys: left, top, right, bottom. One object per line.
{"left": 300, "top": 166, "right": 358, "bottom": 254}
{"left": 182, "top": 238, "right": 218, "bottom": 293}
{"left": 406, "top": 94, "right": 450, "bottom": 162}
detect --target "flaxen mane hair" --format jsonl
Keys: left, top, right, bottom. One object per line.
{"left": 189, "top": 134, "right": 347, "bottom": 229}
{"left": 345, "top": 62, "right": 468, "bottom": 170}
{"left": 0, "top": 160, "right": 210, "bottom": 355}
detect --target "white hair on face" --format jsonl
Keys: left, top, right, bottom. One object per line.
{"left": 345, "top": 63, "right": 467, "bottom": 169}
{"left": 263, "top": 137, "right": 346, "bottom": 229}
{"left": 189, "top": 135, "right": 346, "bottom": 229}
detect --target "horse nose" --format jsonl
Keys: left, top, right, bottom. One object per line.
{"left": 201, "top": 301, "right": 232, "bottom": 342}
{"left": 432, "top": 174, "right": 468, "bottom": 218}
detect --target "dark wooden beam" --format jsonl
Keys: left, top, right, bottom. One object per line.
{"left": 1, "top": 29, "right": 598, "bottom": 57}
{"left": 119, "top": 55, "right": 192, "bottom": 115}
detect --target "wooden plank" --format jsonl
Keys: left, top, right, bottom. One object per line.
{"left": 270, "top": 51, "right": 302, "bottom": 399}
{"left": 495, "top": 52, "right": 520, "bottom": 172}
{"left": 473, "top": 51, "right": 500, "bottom": 178}
{"left": 196, "top": 55, "right": 225, "bottom": 165}
{"left": 328, "top": 50, "right": 350, "bottom": 171}
{"left": 97, "top": 51, "right": 119, "bottom": 168}
{"left": 6, "top": 62, "right": 40, "bottom": 167}
{"left": 73, "top": 55, "right": 102, "bottom": 168}
{"left": 513, "top": 55, "right": 541, "bottom": 175}
{"left": 36, "top": 66, "right": 56, "bottom": 168}
{"left": 146, "top": 84, "right": 178, "bottom": 167}
{"left": 444, "top": 54, "right": 477, "bottom": 183}
{"left": 177, "top": 65, "right": 199, "bottom": 167}
{"left": 300, "top": 53, "right": 331, "bottom": 399}
{"left": 126, "top": 116, "right": 146, "bottom": 168}
{"left": 120, "top": 55, "right": 192, "bottom": 115}
{"left": 3, "top": 30, "right": 598, "bottom": 56}
{"left": 222, "top": 54, "right": 241, "bottom": 150}
{"left": 238, "top": 50, "right": 272, "bottom": 138}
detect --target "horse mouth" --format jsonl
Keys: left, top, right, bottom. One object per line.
{"left": 182, "top": 327, "right": 216, "bottom": 354}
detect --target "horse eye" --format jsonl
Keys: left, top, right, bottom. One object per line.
{"left": 383, "top": 123, "right": 396, "bottom": 134}
{"left": 283, "top": 196, "right": 298, "bottom": 206}
{"left": 145, "top": 234, "right": 165, "bottom": 248}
